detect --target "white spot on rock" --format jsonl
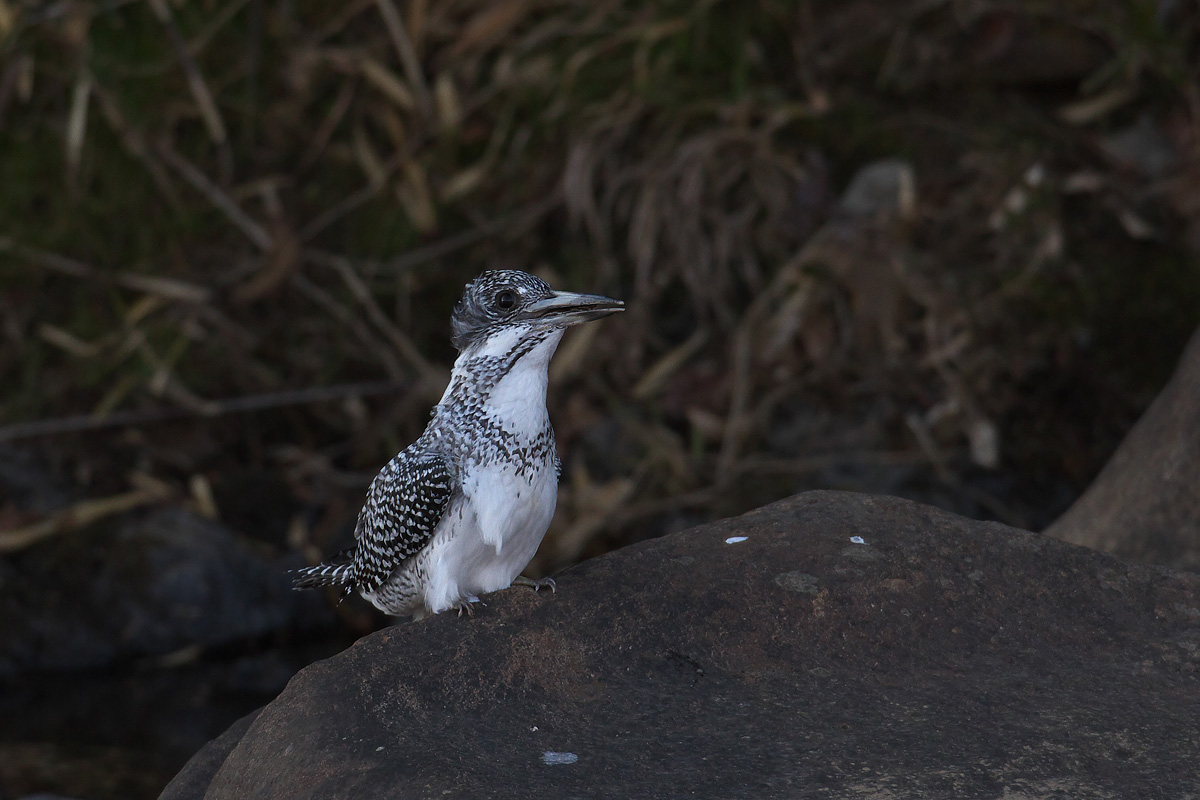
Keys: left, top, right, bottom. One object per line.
{"left": 542, "top": 751, "right": 579, "bottom": 765}
{"left": 850, "top": 536, "right": 866, "bottom": 545}
{"left": 725, "top": 536, "right": 748, "bottom": 544}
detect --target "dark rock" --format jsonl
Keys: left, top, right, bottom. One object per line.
{"left": 0, "top": 506, "right": 332, "bottom": 676}
{"left": 166, "top": 492, "right": 1200, "bottom": 799}
{"left": 0, "top": 446, "right": 75, "bottom": 516}
{"left": 1047, "top": 325, "right": 1200, "bottom": 571}
{"left": 158, "top": 711, "right": 261, "bottom": 800}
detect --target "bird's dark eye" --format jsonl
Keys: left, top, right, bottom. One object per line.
{"left": 495, "top": 290, "right": 517, "bottom": 311}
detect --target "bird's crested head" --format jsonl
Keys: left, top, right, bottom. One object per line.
{"left": 450, "top": 270, "right": 623, "bottom": 352}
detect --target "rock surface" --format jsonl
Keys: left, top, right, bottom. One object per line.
{"left": 162, "top": 491, "right": 1200, "bottom": 800}
{"left": 0, "top": 506, "right": 331, "bottom": 676}
{"left": 1047, "top": 325, "right": 1200, "bottom": 571}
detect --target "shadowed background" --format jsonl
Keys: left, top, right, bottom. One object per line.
{"left": 1, "top": 1, "right": 1199, "bottom": 797}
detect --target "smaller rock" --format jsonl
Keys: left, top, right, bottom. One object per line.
{"left": 1100, "top": 115, "right": 1177, "bottom": 178}
{"left": 1047, "top": 325, "right": 1200, "bottom": 571}
{"left": 0, "top": 506, "right": 333, "bottom": 676}
{"left": 0, "top": 446, "right": 75, "bottom": 516}
{"left": 838, "top": 159, "right": 916, "bottom": 219}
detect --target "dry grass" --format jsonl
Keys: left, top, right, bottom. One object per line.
{"left": 1, "top": 0, "right": 1199, "bottom": 578}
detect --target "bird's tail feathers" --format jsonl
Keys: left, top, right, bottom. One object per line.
{"left": 292, "top": 550, "right": 355, "bottom": 589}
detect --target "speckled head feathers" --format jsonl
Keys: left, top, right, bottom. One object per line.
{"left": 450, "top": 270, "right": 556, "bottom": 351}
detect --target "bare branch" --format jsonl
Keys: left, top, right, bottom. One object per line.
{"left": 155, "top": 141, "right": 273, "bottom": 251}
{"left": 0, "top": 484, "right": 173, "bottom": 553}
{"left": 0, "top": 381, "right": 408, "bottom": 442}
{"left": 145, "top": 0, "right": 233, "bottom": 178}
{"left": 374, "top": 0, "right": 431, "bottom": 114}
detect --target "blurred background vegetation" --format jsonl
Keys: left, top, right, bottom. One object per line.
{"left": 1, "top": 0, "right": 1199, "bottom": 795}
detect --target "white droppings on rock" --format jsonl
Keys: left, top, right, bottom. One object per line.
{"left": 850, "top": 536, "right": 866, "bottom": 545}
{"left": 542, "top": 751, "right": 578, "bottom": 765}
{"left": 725, "top": 536, "right": 748, "bottom": 544}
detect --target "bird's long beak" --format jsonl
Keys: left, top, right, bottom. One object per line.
{"left": 521, "top": 290, "right": 624, "bottom": 327}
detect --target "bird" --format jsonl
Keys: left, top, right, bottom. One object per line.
{"left": 293, "top": 270, "right": 623, "bottom": 619}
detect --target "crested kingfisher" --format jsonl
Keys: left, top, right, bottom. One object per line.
{"left": 294, "top": 270, "right": 624, "bottom": 618}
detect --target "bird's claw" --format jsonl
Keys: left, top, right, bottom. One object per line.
{"left": 513, "top": 575, "right": 556, "bottom": 594}
{"left": 456, "top": 595, "right": 485, "bottom": 617}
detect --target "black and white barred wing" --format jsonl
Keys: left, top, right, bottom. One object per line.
{"left": 351, "top": 450, "right": 454, "bottom": 593}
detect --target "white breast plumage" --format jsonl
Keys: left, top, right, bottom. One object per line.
{"left": 421, "top": 460, "right": 558, "bottom": 614}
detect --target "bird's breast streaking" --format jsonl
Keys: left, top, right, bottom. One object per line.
{"left": 293, "top": 269, "right": 623, "bottom": 618}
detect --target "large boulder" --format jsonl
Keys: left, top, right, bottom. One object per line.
{"left": 162, "top": 491, "right": 1200, "bottom": 800}
{"left": 1047, "top": 325, "right": 1200, "bottom": 570}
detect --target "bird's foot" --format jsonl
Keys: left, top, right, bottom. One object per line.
{"left": 513, "top": 575, "right": 556, "bottom": 594}
{"left": 456, "top": 595, "right": 485, "bottom": 617}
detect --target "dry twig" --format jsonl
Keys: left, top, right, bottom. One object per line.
{"left": 374, "top": 0, "right": 431, "bottom": 114}
{"left": 0, "top": 482, "right": 174, "bottom": 553}
{"left": 154, "top": 142, "right": 273, "bottom": 251}
{"left": 0, "top": 381, "right": 408, "bottom": 442}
